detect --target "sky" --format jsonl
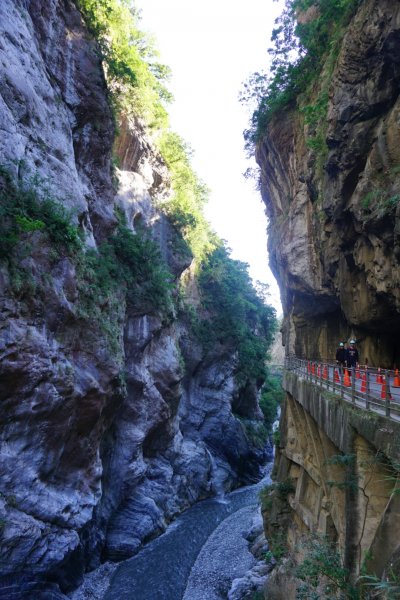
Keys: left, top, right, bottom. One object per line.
{"left": 137, "top": 0, "right": 284, "bottom": 313}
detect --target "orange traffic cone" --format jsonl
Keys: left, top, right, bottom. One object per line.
{"left": 381, "top": 377, "right": 392, "bottom": 400}
{"left": 343, "top": 369, "right": 351, "bottom": 387}
{"left": 360, "top": 372, "right": 367, "bottom": 393}
{"left": 323, "top": 365, "right": 328, "bottom": 380}
{"left": 355, "top": 365, "right": 360, "bottom": 379}
{"left": 376, "top": 368, "right": 383, "bottom": 384}
{"left": 311, "top": 363, "right": 316, "bottom": 375}
{"left": 317, "top": 365, "right": 321, "bottom": 378}
{"left": 307, "top": 361, "right": 311, "bottom": 374}
{"left": 393, "top": 369, "right": 400, "bottom": 388}
{"left": 334, "top": 369, "right": 340, "bottom": 383}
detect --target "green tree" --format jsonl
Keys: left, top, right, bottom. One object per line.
{"left": 296, "top": 535, "right": 358, "bottom": 599}
{"left": 156, "top": 131, "right": 217, "bottom": 262}
{"left": 241, "top": 0, "right": 362, "bottom": 148}
{"left": 260, "top": 374, "right": 284, "bottom": 427}
{"left": 76, "top": 0, "right": 172, "bottom": 128}
{"left": 197, "top": 244, "right": 277, "bottom": 386}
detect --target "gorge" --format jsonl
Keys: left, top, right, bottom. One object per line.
{"left": 1, "top": 0, "right": 400, "bottom": 599}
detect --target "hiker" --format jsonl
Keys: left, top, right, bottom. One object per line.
{"left": 346, "top": 340, "right": 359, "bottom": 369}
{"left": 335, "top": 342, "right": 346, "bottom": 366}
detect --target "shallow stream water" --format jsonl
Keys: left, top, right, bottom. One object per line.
{"left": 103, "top": 465, "right": 272, "bottom": 600}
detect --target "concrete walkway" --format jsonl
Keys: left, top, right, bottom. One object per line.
{"left": 286, "top": 358, "right": 400, "bottom": 423}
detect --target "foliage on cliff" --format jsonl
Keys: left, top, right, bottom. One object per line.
{"left": 0, "top": 168, "right": 82, "bottom": 258}
{"left": 75, "top": 0, "right": 172, "bottom": 128}
{"left": 0, "top": 167, "right": 173, "bottom": 347}
{"left": 296, "top": 535, "right": 358, "bottom": 599}
{"left": 241, "top": 0, "right": 362, "bottom": 148}
{"left": 76, "top": 0, "right": 218, "bottom": 263}
{"left": 75, "top": 0, "right": 278, "bottom": 384}
{"left": 157, "top": 131, "right": 218, "bottom": 262}
{"left": 196, "top": 245, "right": 277, "bottom": 385}
{"left": 260, "top": 374, "right": 284, "bottom": 427}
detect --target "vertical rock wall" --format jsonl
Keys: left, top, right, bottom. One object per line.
{"left": 257, "top": 0, "right": 400, "bottom": 366}
{"left": 255, "top": 1, "right": 400, "bottom": 596}
{"left": 263, "top": 375, "right": 400, "bottom": 599}
{"left": 0, "top": 1, "right": 270, "bottom": 594}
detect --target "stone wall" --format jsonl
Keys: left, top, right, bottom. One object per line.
{"left": 263, "top": 373, "right": 400, "bottom": 598}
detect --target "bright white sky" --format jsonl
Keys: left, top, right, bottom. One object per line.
{"left": 138, "top": 0, "right": 284, "bottom": 313}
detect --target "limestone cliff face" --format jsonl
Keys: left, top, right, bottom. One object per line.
{"left": 0, "top": 0, "right": 116, "bottom": 239}
{"left": 0, "top": 1, "right": 269, "bottom": 594}
{"left": 257, "top": 0, "right": 400, "bottom": 366}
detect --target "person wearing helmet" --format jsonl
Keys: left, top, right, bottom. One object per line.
{"left": 346, "top": 340, "right": 359, "bottom": 369}
{"left": 335, "top": 342, "right": 346, "bottom": 366}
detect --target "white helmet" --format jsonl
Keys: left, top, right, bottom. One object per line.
{"left": 350, "top": 339, "right": 356, "bottom": 344}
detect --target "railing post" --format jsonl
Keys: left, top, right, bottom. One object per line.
{"left": 340, "top": 365, "right": 344, "bottom": 399}
{"left": 386, "top": 370, "right": 391, "bottom": 418}
{"left": 286, "top": 356, "right": 396, "bottom": 423}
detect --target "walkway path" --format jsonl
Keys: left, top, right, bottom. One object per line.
{"left": 286, "top": 357, "right": 400, "bottom": 423}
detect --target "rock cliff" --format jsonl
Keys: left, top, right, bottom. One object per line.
{"left": 0, "top": 1, "right": 272, "bottom": 595}
{"left": 254, "top": 0, "right": 400, "bottom": 596}
{"left": 263, "top": 373, "right": 400, "bottom": 599}
{"left": 257, "top": 0, "right": 400, "bottom": 366}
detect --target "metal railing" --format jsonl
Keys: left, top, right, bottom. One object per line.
{"left": 284, "top": 356, "right": 400, "bottom": 421}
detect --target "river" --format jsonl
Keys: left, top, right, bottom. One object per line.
{"left": 102, "top": 465, "right": 272, "bottom": 600}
